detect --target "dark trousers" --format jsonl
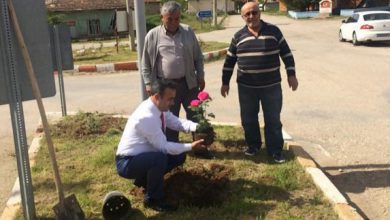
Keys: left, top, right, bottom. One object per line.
{"left": 166, "top": 79, "right": 199, "bottom": 142}
{"left": 238, "top": 83, "right": 284, "bottom": 156}
{"left": 116, "top": 152, "right": 186, "bottom": 202}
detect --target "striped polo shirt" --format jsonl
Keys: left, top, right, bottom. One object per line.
{"left": 222, "top": 21, "right": 295, "bottom": 88}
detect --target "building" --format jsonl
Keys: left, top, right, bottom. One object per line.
{"left": 46, "top": 0, "right": 161, "bottom": 39}
{"left": 187, "top": 0, "right": 236, "bottom": 13}
{"left": 279, "top": 0, "right": 389, "bottom": 12}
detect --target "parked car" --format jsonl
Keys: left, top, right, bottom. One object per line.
{"left": 339, "top": 11, "right": 390, "bottom": 45}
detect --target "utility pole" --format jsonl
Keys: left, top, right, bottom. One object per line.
{"left": 225, "top": 0, "right": 228, "bottom": 15}
{"left": 213, "top": 0, "right": 217, "bottom": 26}
{"left": 126, "top": 0, "right": 136, "bottom": 51}
{"left": 134, "top": 0, "right": 147, "bottom": 100}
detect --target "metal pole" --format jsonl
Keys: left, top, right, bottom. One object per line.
{"left": 213, "top": 0, "right": 217, "bottom": 26}
{"left": 126, "top": 0, "right": 136, "bottom": 51}
{"left": 225, "top": 0, "right": 228, "bottom": 15}
{"left": 53, "top": 25, "right": 67, "bottom": 116}
{"left": 0, "top": 0, "right": 36, "bottom": 219}
{"left": 7, "top": 0, "right": 68, "bottom": 209}
{"left": 134, "top": 0, "right": 147, "bottom": 100}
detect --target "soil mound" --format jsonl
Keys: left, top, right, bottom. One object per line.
{"left": 164, "top": 163, "right": 232, "bottom": 208}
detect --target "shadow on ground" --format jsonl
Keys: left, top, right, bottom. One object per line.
{"left": 323, "top": 164, "right": 390, "bottom": 220}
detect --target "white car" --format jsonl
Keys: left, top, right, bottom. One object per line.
{"left": 339, "top": 11, "right": 390, "bottom": 45}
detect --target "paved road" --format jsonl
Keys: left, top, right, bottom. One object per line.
{"left": 1, "top": 14, "right": 390, "bottom": 219}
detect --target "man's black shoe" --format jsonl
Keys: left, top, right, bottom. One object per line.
{"left": 134, "top": 179, "right": 146, "bottom": 188}
{"left": 244, "top": 147, "right": 258, "bottom": 156}
{"left": 144, "top": 200, "right": 177, "bottom": 212}
{"left": 272, "top": 153, "right": 286, "bottom": 164}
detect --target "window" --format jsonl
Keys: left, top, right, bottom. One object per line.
{"left": 88, "top": 19, "right": 101, "bottom": 35}
{"left": 363, "top": 13, "right": 390, "bottom": 21}
{"left": 346, "top": 14, "right": 359, "bottom": 23}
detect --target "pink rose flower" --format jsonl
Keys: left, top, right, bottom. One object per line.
{"left": 198, "top": 91, "right": 209, "bottom": 101}
{"left": 190, "top": 100, "right": 200, "bottom": 107}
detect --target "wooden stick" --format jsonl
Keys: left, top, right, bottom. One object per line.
{"left": 7, "top": 0, "right": 65, "bottom": 205}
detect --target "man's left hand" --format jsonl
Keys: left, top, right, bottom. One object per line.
{"left": 288, "top": 76, "right": 298, "bottom": 91}
{"left": 198, "top": 78, "right": 206, "bottom": 91}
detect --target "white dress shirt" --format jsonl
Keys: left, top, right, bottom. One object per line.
{"left": 116, "top": 98, "right": 198, "bottom": 156}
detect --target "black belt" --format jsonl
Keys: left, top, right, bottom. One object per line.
{"left": 171, "top": 77, "right": 185, "bottom": 82}
{"left": 158, "top": 77, "right": 185, "bottom": 83}
{"left": 116, "top": 155, "right": 134, "bottom": 160}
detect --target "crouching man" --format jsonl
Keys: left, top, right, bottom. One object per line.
{"left": 116, "top": 79, "right": 205, "bottom": 212}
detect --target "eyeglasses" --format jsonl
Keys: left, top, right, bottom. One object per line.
{"left": 243, "top": 10, "right": 259, "bottom": 18}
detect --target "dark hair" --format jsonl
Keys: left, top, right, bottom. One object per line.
{"left": 151, "top": 79, "right": 177, "bottom": 96}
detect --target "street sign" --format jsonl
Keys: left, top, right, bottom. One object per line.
{"left": 197, "top": 10, "right": 213, "bottom": 18}
{"left": 49, "top": 23, "right": 74, "bottom": 71}
{"left": 0, "top": 0, "right": 55, "bottom": 105}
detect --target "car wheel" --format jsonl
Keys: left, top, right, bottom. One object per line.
{"left": 352, "top": 32, "right": 359, "bottom": 46}
{"left": 339, "top": 30, "right": 345, "bottom": 42}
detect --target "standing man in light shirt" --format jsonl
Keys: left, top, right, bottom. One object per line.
{"left": 142, "top": 1, "right": 205, "bottom": 143}
{"left": 116, "top": 79, "right": 205, "bottom": 212}
{"left": 221, "top": 1, "right": 298, "bottom": 163}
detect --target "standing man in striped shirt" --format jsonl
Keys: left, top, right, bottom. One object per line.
{"left": 221, "top": 1, "right": 298, "bottom": 163}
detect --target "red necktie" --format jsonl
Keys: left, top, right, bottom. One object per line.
{"left": 160, "top": 112, "right": 165, "bottom": 133}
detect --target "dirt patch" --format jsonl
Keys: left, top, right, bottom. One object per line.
{"left": 130, "top": 163, "right": 232, "bottom": 208}
{"left": 164, "top": 163, "right": 232, "bottom": 208}
{"left": 48, "top": 112, "right": 126, "bottom": 138}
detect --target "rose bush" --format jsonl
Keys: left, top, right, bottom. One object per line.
{"left": 189, "top": 91, "right": 215, "bottom": 143}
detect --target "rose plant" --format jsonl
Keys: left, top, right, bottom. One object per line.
{"left": 189, "top": 91, "right": 216, "bottom": 145}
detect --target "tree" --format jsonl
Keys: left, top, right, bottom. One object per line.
{"left": 47, "top": 11, "right": 65, "bottom": 24}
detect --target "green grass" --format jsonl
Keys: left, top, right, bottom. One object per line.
{"left": 72, "top": 13, "right": 229, "bottom": 65}
{"left": 15, "top": 113, "right": 338, "bottom": 219}
{"left": 72, "top": 41, "right": 228, "bottom": 65}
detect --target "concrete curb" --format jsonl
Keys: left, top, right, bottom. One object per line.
{"left": 1, "top": 113, "right": 364, "bottom": 220}
{"left": 73, "top": 48, "right": 228, "bottom": 73}
{"left": 287, "top": 143, "right": 364, "bottom": 220}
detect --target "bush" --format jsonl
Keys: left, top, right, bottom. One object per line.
{"left": 146, "top": 14, "right": 161, "bottom": 32}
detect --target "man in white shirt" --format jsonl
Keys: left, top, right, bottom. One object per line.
{"left": 116, "top": 79, "right": 205, "bottom": 212}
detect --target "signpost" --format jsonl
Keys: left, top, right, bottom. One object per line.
{"left": 319, "top": 0, "right": 332, "bottom": 14}
{"left": 0, "top": 0, "right": 56, "bottom": 218}
{"left": 196, "top": 10, "right": 213, "bottom": 29}
{"left": 49, "top": 23, "right": 74, "bottom": 117}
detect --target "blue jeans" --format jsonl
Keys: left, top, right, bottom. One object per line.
{"left": 116, "top": 152, "right": 186, "bottom": 202}
{"left": 238, "top": 83, "right": 284, "bottom": 156}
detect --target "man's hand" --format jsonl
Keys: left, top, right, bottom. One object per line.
{"left": 145, "top": 84, "right": 153, "bottom": 96}
{"left": 220, "top": 85, "right": 229, "bottom": 97}
{"left": 288, "top": 76, "right": 298, "bottom": 91}
{"left": 191, "top": 139, "right": 206, "bottom": 151}
{"left": 198, "top": 78, "right": 206, "bottom": 91}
